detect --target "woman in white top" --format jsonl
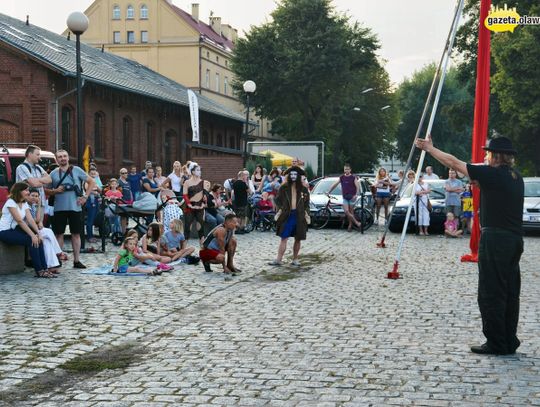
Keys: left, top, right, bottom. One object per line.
{"left": 374, "top": 167, "right": 391, "bottom": 222}
{"left": 414, "top": 175, "right": 431, "bottom": 235}
{"left": 0, "top": 182, "right": 54, "bottom": 278}
{"left": 165, "top": 161, "right": 183, "bottom": 199}
{"left": 154, "top": 166, "right": 168, "bottom": 187}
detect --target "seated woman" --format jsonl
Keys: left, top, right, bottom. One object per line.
{"left": 0, "top": 182, "right": 53, "bottom": 278}
{"left": 160, "top": 219, "right": 195, "bottom": 261}
{"left": 204, "top": 182, "right": 225, "bottom": 233}
{"left": 26, "top": 188, "right": 62, "bottom": 272}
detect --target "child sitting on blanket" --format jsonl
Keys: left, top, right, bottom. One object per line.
{"left": 124, "top": 229, "right": 173, "bottom": 271}
{"left": 112, "top": 238, "right": 161, "bottom": 275}
{"left": 160, "top": 219, "right": 195, "bottom": 261}
{"left": 138, "top": 222, "right": 174, "bottom": 264}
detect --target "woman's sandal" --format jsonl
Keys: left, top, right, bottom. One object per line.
{"left": 48, "top": 268, "right": 61, "bottom": 274}
{"left": 152, "top": 268, "right": 162, "bottom": 276}
{"left": 35, "top": 270, "right": 57, "bottom": 278}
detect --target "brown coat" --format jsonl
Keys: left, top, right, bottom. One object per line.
{"left": 275, "top": 183, "right": 310, "bottom": 240}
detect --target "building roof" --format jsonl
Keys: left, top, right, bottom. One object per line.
{"left": 0, "top": 13, "right": 245, "bottom": 123}
{"left": 168, "top": 3, "right": 235, "bottom": 51}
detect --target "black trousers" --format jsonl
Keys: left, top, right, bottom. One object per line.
{"left": 184, "top": 209, "right": 205, "bottom": 240}
{"left": 478, "top": 228, "right": 523, "bottom": 353}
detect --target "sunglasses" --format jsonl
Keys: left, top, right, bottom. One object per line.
{"left": 120, "top": 172, "right": 127, "bottom": 174}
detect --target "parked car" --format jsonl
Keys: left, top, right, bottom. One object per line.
{"left": 309, "top": 176, "right": 373, "bottom": 223}
{"left": 0, "top": 145, "right": 56, "bottom": 208}
{"left": 523, "top": 177, "right": 540, "bottom": 232}
{"left": 388, "top": 180, "right": 447, "bottom": 233}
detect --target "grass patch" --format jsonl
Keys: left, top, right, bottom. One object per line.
{"left": 59, "top": 343, "right": 139, "bottom": 373}
{"left": 263, "top": 272, "right": 300, "bottom": 282}
{"left": 296, "top": 252, "right": 334, "bottom": 267}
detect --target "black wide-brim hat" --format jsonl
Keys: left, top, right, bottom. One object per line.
{"left": 284, "top": 165, "right": 306, "bottom": 176}
{"left": 482, "top": 136, "right": 517, "bottom": 154}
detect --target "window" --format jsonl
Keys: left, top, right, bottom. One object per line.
{"left": 61, "top": 106, "right": 72, "bottom": 151}
{"left": 113, "top": 31, "right": 121, "bottom": 44}
{"left": 215, "top": 72, "right": 220, "bottom": 92}
{"left": 205, "top": 69, "right": 210, "bottom": 88}
{"left": 127, "top": 31, "right": 135, "bottom": 43}
{"left": 122, "top": 116, "right": 132, "bottom": 159}
{"left": 126, "top": 5, "right": 134, "bottom": 19}
{"left": 112, "top": 5, "right": 121, "bottom": 20}
{"left": 229, "top": 135, "right": 235, "bottom": 149}
{"left": 216, "top": 56, "right": 219, "bottom": 64}
{"left": 146, "top": 121, "right": 154, "bottom": 161}
{"left": 225, "top": 59, "right": 228, "bottom": 67}
{"left": 224, "top": 76, "right": 228, "bottom": 95}
{"left": 216, "top": 134, "right": 223, "bottom": 147}
{"left": 141, "top": 31, "right": 148, "bottom": 43}
{"left": 206, "top": 51, "right": 210, "bottom": 58}
{"left": 140, "top": 4, "right": 148, "bottom": 19}
{"left": 94, "top": 112, "right": 105, "bottom": 157}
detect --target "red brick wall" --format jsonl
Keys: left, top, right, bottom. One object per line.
{"left": 0, "top": 43, "right": 244, "bottom": 183}
{"left": 191, "top": 155, "right": 244, "bottom": 185}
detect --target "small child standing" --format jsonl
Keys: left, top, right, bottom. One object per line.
{"left": 461, "top": 184, "right": 473, "bottom": 233}
{"left": 444, "top": 212, "right": 463, "bottom": 238}
{"left": 113, "top": 238, "right": 161, "bottom": 275}
{"left": 160, "top": 219, "right": 195, "bottom": 261}
{"left": 104, "top": 178, "right": 123, "bottom": 234}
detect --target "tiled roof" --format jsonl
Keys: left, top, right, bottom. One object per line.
{"left": 0, "top": 13, "right": 245, "bottom": 123}
{"left": 168, "top": 4, "right": 234, "bottom": 51}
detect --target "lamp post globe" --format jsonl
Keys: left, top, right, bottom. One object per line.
{"left": 243, "top": 80, "right": 256, "bottom": 94}
{"left": 67, "top": 12, "right": 89, "bottom": 35}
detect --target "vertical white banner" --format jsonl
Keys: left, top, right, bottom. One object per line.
{"left": 187, "top": 89, "right": 200, "bottom": 143}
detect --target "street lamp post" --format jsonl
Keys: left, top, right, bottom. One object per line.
{"left": 242, "top": 80, "right": 256, "bottom": 167}
{"left": 67, "top": 12, "right": 89, "bottom": 167}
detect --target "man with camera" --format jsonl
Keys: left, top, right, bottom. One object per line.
{"left": 48, "top": 150, "right": 96, "bottom": 269}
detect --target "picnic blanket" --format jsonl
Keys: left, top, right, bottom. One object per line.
{"left": 80, "top": 266, "right": 149, "bottom": 277}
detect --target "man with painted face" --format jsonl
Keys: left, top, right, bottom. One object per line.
{"left": 268, "top": 166, "right": 310, "bottom": 267}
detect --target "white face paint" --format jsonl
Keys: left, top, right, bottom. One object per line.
{"left": 290, "top": 171, "right": 298, "bottom": 182}
{"left": 194, "top": 168, "right": 202, "bottom": 177}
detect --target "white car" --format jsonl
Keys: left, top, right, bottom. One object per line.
{"left": 523, "top": 177, "right": 540, "bottom": 232}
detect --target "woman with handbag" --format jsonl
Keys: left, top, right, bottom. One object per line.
{"left": 414, "top": 175, "right": 431, "bottom": 235}
{"left": 268, "top": 166, "right": 310, "bottom": 267}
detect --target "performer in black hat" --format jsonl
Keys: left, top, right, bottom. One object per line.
{"left": 415, "top": 136, "right": 524, "bottom": 355}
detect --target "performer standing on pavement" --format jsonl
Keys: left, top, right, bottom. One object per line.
{"left": 416, "top": 136, "right": 524, "bottom": 355}
{"left": 328, "top": 163, "right": 361, "bottom": 231}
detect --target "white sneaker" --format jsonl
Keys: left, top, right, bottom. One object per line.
{"left": 268, "top": 260, "right": 282, "bottom": 266}
{"left": 291, "top": 260, "right": 301, "bottom": 267}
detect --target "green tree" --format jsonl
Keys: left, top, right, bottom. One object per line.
{"left": 395, "top": 64, "right": 474, "bottom": 176}
{"left": 231, "top": 0, "right": 394, "bottom": 173}
{"left": 455, "top": 0, "right": 540, "bottom": 174}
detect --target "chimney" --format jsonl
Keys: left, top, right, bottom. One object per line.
{"left": 191, "top": 4, "right": 199, "bottom": 23}
{"left": 221, "top": 24, "right": 232, "bottom": 41}
{"left": 210, "top": 16, "right": 222, "bottom": 36}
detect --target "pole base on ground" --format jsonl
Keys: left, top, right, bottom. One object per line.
{"left": 460, "top": 253, "right": 478, "bottom": 263}
{"left": 387, "top": 261, "right": 400, "bottom": 279}
{"left": 376, "top": 240, "right": 386, "bottom": 248}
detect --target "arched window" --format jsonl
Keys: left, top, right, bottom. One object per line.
{"left": 112, "top": 5, "right": 121, "bottom": 20}
{"left": 94, "top": 112, "right": 105, "bottom": 158}
{"left": 61, "top": 106, "right": 72, "bottom": 151}
{"left": 126, "top": 5, "right": 134, "bottom": 19}
{"left": 229, "top": 135, "right": 235, "bottom": 150}
{"left": 140, "top": 4, "right": 148, "bottom": 19}
{"left": 146, "top": 121, "right": 154, "bottom": 161}
{"left": 216, "top": 133, "right": 223, "bottom": 147}
{"left": 122, "top": 116, "right": 132, "bottom": 159}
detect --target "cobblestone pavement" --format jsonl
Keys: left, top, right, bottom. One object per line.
{"left": 1, "top": 226, "right": 539, "bottom": 406}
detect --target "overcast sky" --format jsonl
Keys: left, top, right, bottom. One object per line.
{"left": 0, "top": 0, "right": 460, "bottom": 85}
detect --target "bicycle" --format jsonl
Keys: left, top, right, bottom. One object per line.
{"left": 312, "top": 193, "right": 374, "bottom": 231}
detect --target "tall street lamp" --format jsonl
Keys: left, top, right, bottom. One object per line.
{"left": 67, "top": 11, "right": 89, "bottom": 167}
{"left": 242, "top": 80, "right": 256, "bottom": 167}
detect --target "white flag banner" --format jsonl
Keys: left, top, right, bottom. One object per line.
{"left": 187, "top": 89, "right": 200, "bottom": 143}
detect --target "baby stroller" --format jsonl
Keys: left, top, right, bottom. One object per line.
{"left": 246, "top": 197, "right": 276, "bottom": 232}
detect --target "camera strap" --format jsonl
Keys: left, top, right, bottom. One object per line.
{"left": 54, "top": 165, "right": 74, "bottom": 189}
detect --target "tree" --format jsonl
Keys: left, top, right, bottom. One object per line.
{"left": 231, "top": 0, "right": 394, "bottom": 173}
{"left": 455, "top": 0, "right": 540, "bottom": 174}
{"left": 395, "top": 64, "right": 474, "bottom": 176}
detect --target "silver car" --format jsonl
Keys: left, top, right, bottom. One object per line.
{"left": 523, "top": 177, "right": 540, "bottom": 232}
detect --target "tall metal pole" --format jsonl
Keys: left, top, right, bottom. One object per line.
{"left": 76, "top": 33, "right": 84, "bottom": 167}
{"left": 243, "top": 94, "right": 250, "bottom": 168}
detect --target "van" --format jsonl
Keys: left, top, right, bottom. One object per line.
{"left": 0, "top": 145, "right": 56, "bottom": 208}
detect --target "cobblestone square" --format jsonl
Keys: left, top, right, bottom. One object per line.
{"left": 1, "top": 227, "right": 539, "bottom": 406}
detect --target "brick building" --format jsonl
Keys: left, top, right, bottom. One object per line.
{"left": 0, "top": 13, "right": 247, "bottom": 183}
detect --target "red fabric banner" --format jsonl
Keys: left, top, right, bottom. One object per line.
{"left": 461, "top": 0, "right": 491, "bottom": 263}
